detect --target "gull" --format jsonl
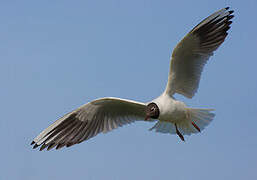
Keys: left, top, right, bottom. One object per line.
{"left": 31, "top": 7, "right": 234, "bottom": 150}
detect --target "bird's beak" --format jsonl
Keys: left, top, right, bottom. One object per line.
{"left": 145, "top": 115, "right": 150, "bottom": 121}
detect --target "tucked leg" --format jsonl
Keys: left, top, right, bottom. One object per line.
{"left": 175, "top": 123, "right": 185, "bottom": 141}
{"left": 191, "top": 121, "right": 201, "bottom": 132}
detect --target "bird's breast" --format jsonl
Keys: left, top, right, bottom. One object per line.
{"left": 158, "top": 99, "right": 187, "bottom": 123}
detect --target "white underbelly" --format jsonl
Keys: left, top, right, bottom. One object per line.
{"left": 159, "top": 101, "right": 187, "bottom": 123}
{"left": 152, "top": 93, "right": 188, "bottom": 124}
{"left": 159, "top": 109, "right": 187, "bottom": 123}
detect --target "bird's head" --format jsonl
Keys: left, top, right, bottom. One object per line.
{"left": 145, "top": 102, "right": 160, "bottom": 120}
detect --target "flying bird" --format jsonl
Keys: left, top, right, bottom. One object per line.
{"left": 31, "top": 7, "right": 234, "bottom": 150}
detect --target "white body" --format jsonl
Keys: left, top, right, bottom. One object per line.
{"left": 152, "top": 93, "right": 187, "bottom": 123}
{"left": 150, "top": 93, "right": 214, "bottom": 136}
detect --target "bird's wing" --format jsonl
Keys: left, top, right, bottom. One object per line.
{"left": 31, "top": 97, "right": 147, "bottom": 151}
{"left": 165, "top": 7, "right": 234, "bottom": 98}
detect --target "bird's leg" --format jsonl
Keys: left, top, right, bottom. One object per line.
{"left": 191, "top": 121, "right": 201, "bottom": 132}
{"left": 175, "top": 123, "right": 185, "bottom": 141}
{"left": 186, "top": 109, "right": 201, "bottom": 132}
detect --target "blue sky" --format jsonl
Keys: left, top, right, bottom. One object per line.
{"left": 1, "top": 0, "right": 257, "bottom": 179}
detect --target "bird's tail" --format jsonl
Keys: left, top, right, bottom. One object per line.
{"left": 186, "top": 108, "right": 215, "bottom": 133}
{"left": 149, "top": 108, "right": 215, "bottom": 140}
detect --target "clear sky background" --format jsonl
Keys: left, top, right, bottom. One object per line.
{"left": 1, "top": 0, "right": 256, "bottom": 179}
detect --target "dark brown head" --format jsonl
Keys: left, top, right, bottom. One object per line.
{"left": 145, "top": 102, "right": 160, "bottom": 120}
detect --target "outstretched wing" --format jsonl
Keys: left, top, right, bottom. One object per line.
{"left": 31, "top": 97, "right": 147, "bottom": 151}
{"left": 165, "top": 7, "right": 234, "bottom": 98}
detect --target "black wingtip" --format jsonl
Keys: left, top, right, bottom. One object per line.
{"left": 66, "top": 142, "right": 74, "bottom": 147}
{"left": 31, "top": 141, "right": 35, "bottom": 145}
{"left": 33, "top": 144, "right": 39, "bottom": 149}
{"left": 39, "top": 144, "right": 48, "bottom": 151}
{"left": 56, "top": 143, "right": 66, "bottom": 150}
{"left": 228, "top": 15, "right": 234, "bottom": 21}
{"left": 47, "top": 143, "right": 56, "bottom": 151}
{"left": 225, "top": 7, "right": 230, "bottom": 10}
{"left": 229, "top": 10, "right": 234, "bottom": 14}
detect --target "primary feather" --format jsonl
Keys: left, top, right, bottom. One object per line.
{"left": 165, "top": 7, "right": 234, "bottom": 98}
{"left": 31, "top": 97, "right": 147, "bottom": 150}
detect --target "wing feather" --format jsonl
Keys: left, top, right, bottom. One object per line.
{"left": 31, "top": 97, "right": 147, "bottom": 150}
{"left": 165, "top": 7, "right": 234, "bottom": 98}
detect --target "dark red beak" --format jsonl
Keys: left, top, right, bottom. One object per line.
{"left": 145, "top": 115, "right": 150, "bottom": 121}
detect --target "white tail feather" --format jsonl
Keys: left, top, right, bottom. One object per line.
{"left": 189, "top": 108, "right": 215, "bottom": 132}
{"left": 149, "top": 108, "right": 215, "bottom": 136}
